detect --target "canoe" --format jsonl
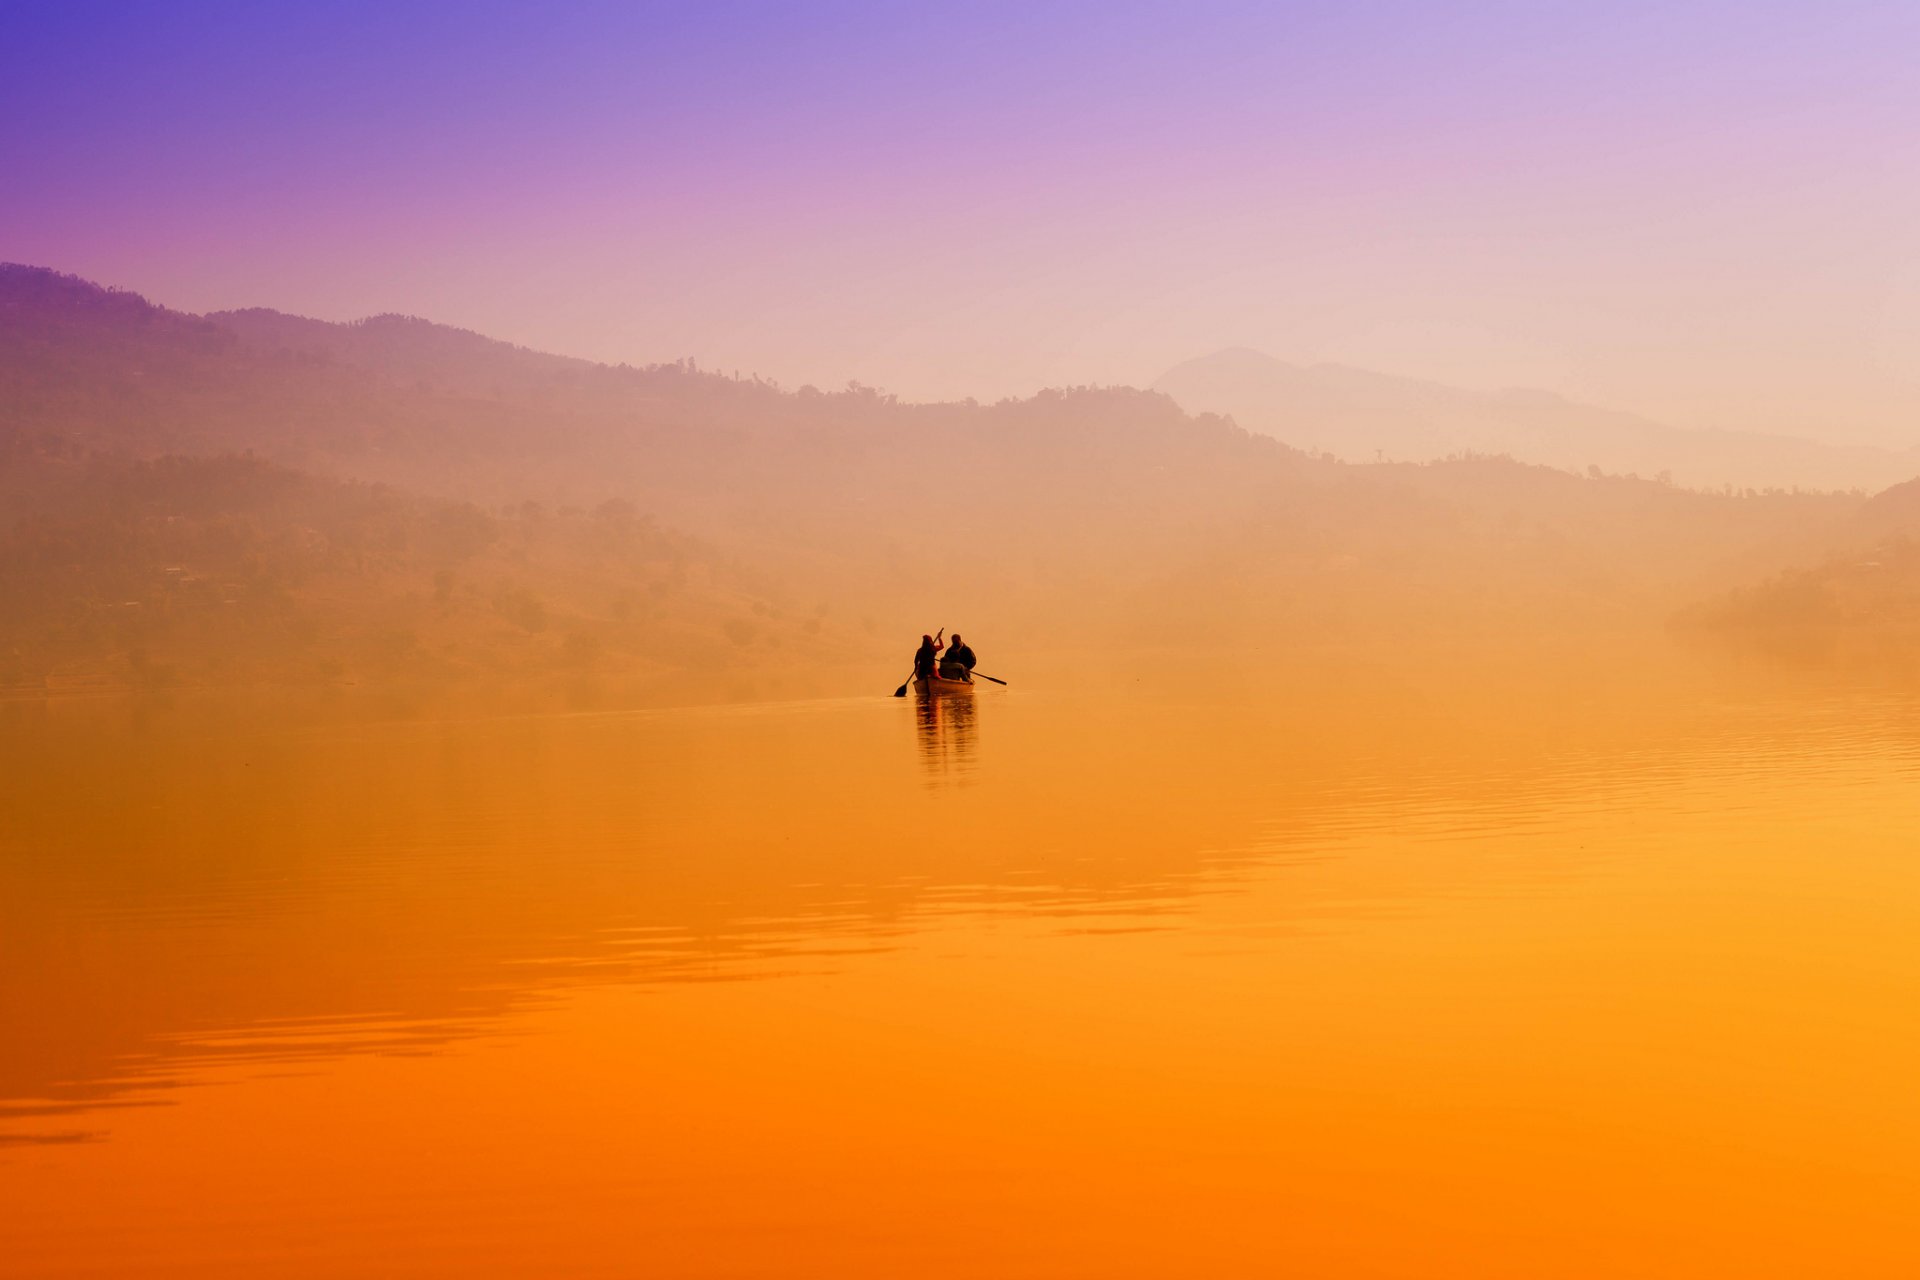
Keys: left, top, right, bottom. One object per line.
{"left": 913, "top": 674, "right": 975, "bottom": 697}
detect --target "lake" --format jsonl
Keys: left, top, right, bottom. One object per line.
{"left": 3, "top": 636, "right": 1918, "bottom": 1277}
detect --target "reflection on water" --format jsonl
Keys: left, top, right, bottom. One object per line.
{"left": 913, "top": 687, "right": 979, "bottom": 782}
{"left": 3, "top": 639, "right": 1920, "bottom": 1277}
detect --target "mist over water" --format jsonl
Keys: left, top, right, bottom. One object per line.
{"left": 5, "top": 635, "right": 1918, "bottom": 1277}
{"left": 11, "top": 0, "right": 1920, "bottom": 1269}
{"left": 7, "top": 256, "right": 1920, "bottom": 1277}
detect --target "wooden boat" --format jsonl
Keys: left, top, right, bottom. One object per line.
{"left": 913, "top": 673, "right": 975, "bottom": 697}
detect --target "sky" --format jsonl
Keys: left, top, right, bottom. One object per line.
{"left": 5, "top": 0, "right": 1920, "bottom": 442}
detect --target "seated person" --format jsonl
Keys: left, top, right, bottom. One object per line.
{"left": 939, "top": 633, "right": 977, "bottom": 681}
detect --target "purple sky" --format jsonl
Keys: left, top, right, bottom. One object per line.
{"left": 6, "top": 1, "right": 1919, "bottom": 440}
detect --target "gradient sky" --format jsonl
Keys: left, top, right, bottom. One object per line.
{"left": 6, "top": 1, "right": 1919, "bottom": 441}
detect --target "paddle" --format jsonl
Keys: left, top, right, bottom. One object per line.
{"left": 969, "top": 672, "right": 1008, "bottom": 686}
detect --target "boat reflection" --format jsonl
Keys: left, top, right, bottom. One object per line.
{"left": 913, "top": 685, "right": 978, "bottom": 782}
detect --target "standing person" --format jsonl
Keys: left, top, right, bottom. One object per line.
{"left": 941, "top": 633, "right": 976, "bottom": 681}
{"left": 913, "top": 631, "right": 944, "bottom": 683}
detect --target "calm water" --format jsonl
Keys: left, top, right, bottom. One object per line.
{"left": 4, "top": 640, "right": 1919, "bottom": 1277}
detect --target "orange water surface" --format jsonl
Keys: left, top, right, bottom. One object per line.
{"left": 3, "top": 641, "right": 1918, "bottom": 1277}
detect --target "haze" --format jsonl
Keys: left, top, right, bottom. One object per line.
{"left": 8, "top": 1, "right": 1920, "bottom": 442}
{"left": 12, "top": 7, "right": 1920, "bottom": 1278}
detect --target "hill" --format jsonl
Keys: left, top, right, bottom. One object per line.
{"left": 1685, "top": 474, "right": 1920, "bottom": 648}
{"left": 1154, "top": 347, "right": 1912, "bottom": 492}
{"left": 1, "top": 264, "right": 1886, "bottom": 691}
{"left": 0, "top": 450, "right": 819, "bottom": 695}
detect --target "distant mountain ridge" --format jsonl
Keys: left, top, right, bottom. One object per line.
{"left": 1154, "top": 347, "right": 1915, "bottom": 492}
{"left": 208, "top": 306, "right": 601, "bottom": 397}
{"left": 10, "top": 262, "right": 1920, "bottom": 692}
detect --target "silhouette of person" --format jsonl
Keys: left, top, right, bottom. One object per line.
{"left": 913, "top": 632, "right": 943, "bottom": 683}
{"left": 941, "top": 633, "right": 976, "bottom": 681}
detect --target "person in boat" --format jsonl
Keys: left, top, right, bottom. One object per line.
{"left": 913, "top": 632, "right": 944, "bottom": 683}
{"left": 940, "top": 634, "right": 976, "bottom": 682}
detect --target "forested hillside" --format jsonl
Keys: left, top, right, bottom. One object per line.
{"left": 0, "top": 265, "right": 1899, "bottom": 692}
{"left": 0, "top": 451, "right": 817, "bottom": 693}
